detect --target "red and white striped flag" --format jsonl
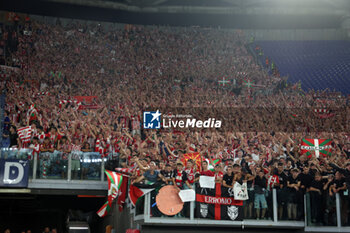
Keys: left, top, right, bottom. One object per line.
{"left": 17, "top": 126, "right": 32, "bottom": 144}
{"left": 115, "top": 167, "right": 133, "bottom": 176}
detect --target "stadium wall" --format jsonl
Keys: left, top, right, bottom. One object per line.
{"left": 20, "top": 14, "right": 349, "bottom": 41}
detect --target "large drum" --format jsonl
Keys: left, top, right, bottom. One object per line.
{"left": 156, "top": 185, "right": 184, "bottom": 216}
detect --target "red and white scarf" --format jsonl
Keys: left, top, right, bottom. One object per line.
{"left": 59, "top": 100, "right": 81, "bottom": 110}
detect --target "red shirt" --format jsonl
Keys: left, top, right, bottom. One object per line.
{"left": 215, "top": 171, "right": 224, "bottom": 180}
{"left": 185, "top": 168, "right": 195, "bottom": 184}
{"left": 200, "top": 170, "right": 215, "bottom": 176}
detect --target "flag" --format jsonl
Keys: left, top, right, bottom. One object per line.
{"left": 300, "top": 139, "right": 332, "bottom": 158}
{"left": 210, "top": 159, "right": 221, "bottom": 172}
{"left": 27, "top": 104, "right": 38, "bottom": 121}
{"left": 218, "top": 77, "right": 230, "bottom": 87}
{"left": 181, "top": 152, "right": 202, "bottom": 170}
{"left": 17, "top": 126, "right": 32, "bottom": 144}
{"left": 97, "top": 170, "right": 123, "bottom": 217}
{"left": 95, "top": 139, "right": 107, "bottom": 157}
{"left": 243, "top": 79, "right": 254, "bottom": 89}
{"left": 128, "top": 184, "right": 154, "bottom": 206}
{"left": 204, "top": 158, "right": 221, "bottom": 172}
{"left": 313, "top": 108, "right": 334, "bottom": 119}
{"left": 196, "top": 183, "right": 243, "bottom": 220}
{"left": 97, "top": 201, "right": 111, "bottom": 217}
{"left": 117, "top": 176, "right": 128, "bottom": 211}
{"left": 115, "top": 167, "right": 133, "bottom": 176}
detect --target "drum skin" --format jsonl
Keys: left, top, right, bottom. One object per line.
{"left": 156, "top": 185, "right": 184, "bottom": 216}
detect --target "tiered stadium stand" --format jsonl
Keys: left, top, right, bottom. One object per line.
{"left": 253, "top": 41, "right": 350, "bottom": 94}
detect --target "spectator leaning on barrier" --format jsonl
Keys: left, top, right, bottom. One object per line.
{"left": 173, "top": 161, "right": 191, "bottom": 190}
{"left": 254, "top": 168, "right": 268, "bottom": 220}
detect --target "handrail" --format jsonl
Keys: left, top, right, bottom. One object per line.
{"left": 135, "top": 187, "right": 350, "bottom": 231}
{"left": 0, "top": 148, "right": 107, "bottom": 182}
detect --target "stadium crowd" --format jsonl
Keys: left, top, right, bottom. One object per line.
{"left": 0, "top": 15, "right": 349, "bottom": 225}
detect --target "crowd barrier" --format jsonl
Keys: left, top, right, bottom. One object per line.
{"left": 130, "top": 184, "right": 350, "bottom": 231}
{"left": 0, "top": 148, "right": 109, "bottom": 181}
{"left": 1, "top": 148, "right": 349, "bottom": 231}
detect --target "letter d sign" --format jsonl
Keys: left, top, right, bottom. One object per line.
{"left": 4, "top": 162, "right": 24, "bottom": 184}
{"left": 0, "top": 159, "right": 29, "bottom": 187}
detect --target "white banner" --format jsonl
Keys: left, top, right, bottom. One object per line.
{"left": 199, "top": 176, "right": 215, "bottom": 189}
{"left": 178, "top": 189, "right": 196, "bottom": 202}
{"left": 233, "top": 182, "right": 249, "bottom": 201}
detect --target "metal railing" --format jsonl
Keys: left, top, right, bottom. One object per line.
{"left": 130, "top": 187, "right": 350, "bottom": 232}
{"left": 0, "top": 148, "right": 109, "bottom": 182}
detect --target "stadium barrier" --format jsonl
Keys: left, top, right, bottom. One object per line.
{"left": 130, "top": 186, "right": 350, "bottom": 231}
{"left": 0, "top": 148, "right": 108, "bottom": 181}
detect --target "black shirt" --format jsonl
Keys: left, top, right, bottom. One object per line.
{"left": 333, "top": 178, "right": 346, "bottom": 189}
{"left": 275, "top": 170, "right": 288, "bottom": 188}
{"left": 299, "top": 173, "right": 313, "bottom": 189}
{"left": 9, "top": 132, "right": 18, "bottom": 147}
{"left": 310, "top": 179, "right": 324, "bottom": 192}
{"left": 223, "top": 173, "right": 234, "bottom": 186}
{"left": 331, "top": 178, "right": 346, "bottom": 195}
{"left": 287, "top": 175, "right": 300, "bottom": 192}
{"left": 161, "top": 170, "right": 174, "bottom": 179}
{"left": 254, "top": 176, "right": 267, "bottom": 194}
{"left": 173, "top": 169, "right": 188, "bottom": 188}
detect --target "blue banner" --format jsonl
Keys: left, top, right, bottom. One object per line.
{"left": 0, "top": 159, "right": 29, "bottom": 187}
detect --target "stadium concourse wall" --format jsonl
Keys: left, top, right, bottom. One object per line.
{"left": 0, "top": 11, "right": 347, "bottom": 41}
{"left": 28, "top": 14, "right": 350, "bottom": 40}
